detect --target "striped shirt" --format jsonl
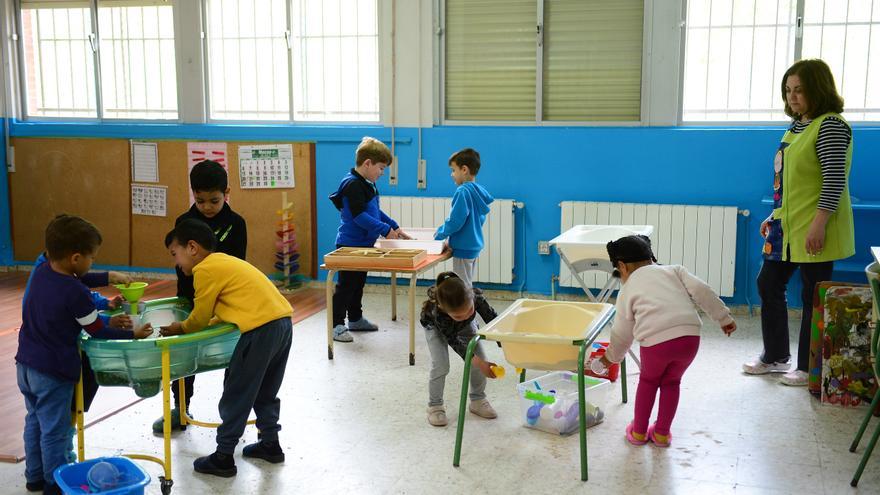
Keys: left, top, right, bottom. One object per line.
{"left": 789, "top": 116, "right": 851, "bottom": 212}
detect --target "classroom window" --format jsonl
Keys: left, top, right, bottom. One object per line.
{"left": 204, "top": 0, "right": 379, "bottom": 122}
{"left": 682, "top": 0, "right": 880, "bottom": 122}
{"left": 19, "top": 1, "right": 98, "bottom": 118}
{"left": 98, "top": 1, "right": 178, "bottom": 119}
{"left": 17, "top": 0, "right": 178, "bottom": 120}
{"left": 443, "top": 0, "right": 644, "bottom": 122}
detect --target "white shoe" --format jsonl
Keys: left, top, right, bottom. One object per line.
{"left": 780, "top": 369, "right": 808, "bottom": 386}
{"left": 427, "top": 405, "right": 447, "bottom": 426}
{"left": 742, "top": 357, "right": 790, "bottom": 375}
{"left": 468, "top": 399, "right": 497, "bottom": 419}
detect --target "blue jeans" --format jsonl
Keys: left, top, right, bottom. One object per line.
{"left": 17, "top": 363, "right": 75, "bottom": 486}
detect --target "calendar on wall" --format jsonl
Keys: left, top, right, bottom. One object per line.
{"left": 238, "top": 144, "right": 295, "bottom": 189}
{"left": 132, "top": 184, "right": 167, "bottom": 217}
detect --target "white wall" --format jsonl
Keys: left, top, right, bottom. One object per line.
{"left": 380, "top": 0, "right": 435, "bottom": 127}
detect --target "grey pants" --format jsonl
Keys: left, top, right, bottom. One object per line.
{"left": 453, "top": 257, "right": 477, "bottom": 288}
{"left": 425, "top": 325, "right": 486, "bottom": 407}
{"left": 216, "top": 317, "right": 292, "bottom": 454}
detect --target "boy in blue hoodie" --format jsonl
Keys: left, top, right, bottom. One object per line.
{"left": 434, "top": 148, "right": 494, "bottom": 288}
{"left": 329, "top": 137, "right": 408, "bottom": 343}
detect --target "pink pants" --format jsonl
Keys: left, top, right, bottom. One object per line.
{"left": 633, "top": 335, "right": 700, "bottom": 436}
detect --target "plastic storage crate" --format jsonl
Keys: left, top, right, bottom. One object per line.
{"left": 81, "top": 297, "right": 239, "bottom": 398}
{"left": 517, "top": 371, "right": 610, "bottom": 435}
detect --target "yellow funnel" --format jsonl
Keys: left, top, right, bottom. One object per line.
{"left": 115, "top": 282, "right": 148, "bottom": 315}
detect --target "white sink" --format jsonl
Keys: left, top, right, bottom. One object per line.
{"left": 549, "top": 225, "right": 654, "bottom": 263}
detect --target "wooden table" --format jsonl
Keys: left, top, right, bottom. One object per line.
{"left": 322, "top": 252, "right": 452, "bottom": 365}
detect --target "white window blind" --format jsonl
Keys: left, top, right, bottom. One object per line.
{"left": 445, "top": 0, "right": 536, "bottom": 121}
{"left": 801, "top": 0, "right": 880, "bottom": 121}
{"left": 542, "top": 0, "right": 643, "bottom": 121}
{"left": 204, "top": 0, "right": 291, "bottom": 121}
{"left": 291, "top": 0, "right": 379, "bottom": 122}
{"left": 20, "top": 0, "right": 97, "bottom": 118}
{"left": 98, "top": 1, "right": 178, "bottom": 119}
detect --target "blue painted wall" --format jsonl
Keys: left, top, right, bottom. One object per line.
{"left": 7, "top": 121, "right": 880, "bottom": 307}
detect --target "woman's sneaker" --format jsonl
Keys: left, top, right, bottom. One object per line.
{"left": 427, "top": 405, "right": 448, "bottom": 426}
{"left": 742, "top": 357, "right": 790, "bottom": 375}
{"left": 780, "top": 369, "right": 808, "bottom": 386}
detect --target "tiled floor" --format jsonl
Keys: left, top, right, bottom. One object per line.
{"left": 1, "top": 293, "right": 878, "bottom": 494}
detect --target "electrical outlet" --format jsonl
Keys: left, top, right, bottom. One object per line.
{"left": 417, "top": 159, "right": 427, "bottom": 189}
{"left": 389, "top": 155, "right": 398, "bottom": 186}
{"left": 538, "top": 241, "right": 550, "bottom": 255}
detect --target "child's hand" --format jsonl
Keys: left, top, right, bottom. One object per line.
{"left": 107, "top": 295, "right": 124, "bottom": 310}
{"left": 109, "top": 271, "right": 133, "bottom": 285}
{"left": 385, "top": 228, "right": 400, "bottom": 239}
{"left": 133, "top": 323, "right": 153, "bottom": 339}
{"left": 396, "top": 229, "right": 412, "bottom": 240}
{"left": 472, "top": 355, "right": 497, "bottom": 378}
{"left": 109, "top": 314, "right": 133, "bottom": 329}
{"left": 722, "top": 320, "right": 737, "bottom": 336}
{"left": 441, "top": 240, "right": 451, "bottom": 253}
{"left": 599, "top": 355, "right": 613, "bottom": 369}
{"left": 159, "top": 321, "right": 184, "bottom": 337}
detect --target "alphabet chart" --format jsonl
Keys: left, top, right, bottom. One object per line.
{"left": 131, "top": 184, "right": 167, "bottom": 217}
{"left": 238, "top": 144, "right": 295, "bottom": 189}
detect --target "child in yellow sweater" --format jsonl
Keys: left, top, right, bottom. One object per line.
{"left": 159, "top": 219, "right": 293, "bottom": 477}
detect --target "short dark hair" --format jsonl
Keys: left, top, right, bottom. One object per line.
{"left": 190, "top": 160, "right": 228, "bottom": 193}
{"left": 45, "top": 214, "right": 102, "bottom": 261}
{"left": 782, "top": 59, "right": 844, "bottom": 119}
{"left": 449, "top": 148, "right": 481, "bottom": 176}
{"left": 164, "top": 218, "right": 217, "bottom": 251}
{"left": 606, "top": 235, "right": 656, "bottom": 278}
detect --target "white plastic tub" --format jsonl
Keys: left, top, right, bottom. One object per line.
{"left": 375, "top": 227, "right": 445, "bottom": 254}
{"left": 478, "top": 299, "right": 614, "bottom": 370}
{"left": 517, "top": 371, "right": 610, "bottom": 435}
{"left": 549, "top": 225, "right": 655, "bottom": 263}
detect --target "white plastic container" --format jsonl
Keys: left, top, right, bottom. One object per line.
{"left": 375, "top": 227, "right": 445, "bottom": 254}
{"left": 549, "top": 225, "right": 655, "bottom": 263}
{"left": 516, "top": 371, "right": 610, "bottom": 435}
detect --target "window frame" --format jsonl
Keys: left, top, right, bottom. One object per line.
{"left": 679, "top": 0, "right": 880, "bottom": 126}
{"left": 13, "top": 0, "right": 183, "bottom": 123}
{"left": 438, "top": 0, "right": 650, "bottom": 127}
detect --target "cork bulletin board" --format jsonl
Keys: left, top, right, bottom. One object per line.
{"left": 9, "top": 137, "right": 317, "bottom": 277}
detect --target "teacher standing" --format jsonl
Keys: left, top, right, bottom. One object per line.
{"left": 743, "top": 59, "right": 855, "bottom": 386}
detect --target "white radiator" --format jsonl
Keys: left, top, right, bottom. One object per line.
{"left": 373, "top": 196, "right": 516, "bottom": 284}
{"left": 559, "top": 201, "right": 738, "bottom": 297}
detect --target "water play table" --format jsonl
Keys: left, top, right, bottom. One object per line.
{"left": 75, "top": 297, "right": 246, "bottom": 494}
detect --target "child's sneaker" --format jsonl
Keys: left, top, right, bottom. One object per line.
{"left": 333, "top": 324, "right": 353, "bottom": 343}
{"left": 625, "top": 422, "right": 648, "bottom": 446}
{"left": 242, "top": 440, "right": 285, "bottom": 464}
{"left": 468, "top": 399, "right": 497, "bottom": 419}
{"left": 25, "top": 479, "right": 44, "bottom": 492}
{"left": 427, "top": 405, "right": 448, "bottom": 426}
{"left": 348, "top": 317, "right": 379, "bottom": 331}
{"left": 742, "top": 357, "right": 790, "bottom": 375}
{"left": 647, "top": 423, "right": 671, "bottom": 447}
{"left": 152, "top": 408, "right": 186, "bottom": 434}
{"left": 780, "top": 369, "right": 808, "bottom": 386}
{"left": 193, "top": 451, "right": 237, "bottom": 478}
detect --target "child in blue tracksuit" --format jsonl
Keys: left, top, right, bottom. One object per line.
{"left": 329, "top": 137, "right": 408, "bottom": 343}
{"left": 434, "top": 148, "right": 494, "bottom": 288}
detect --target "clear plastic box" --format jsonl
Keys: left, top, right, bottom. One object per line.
{"left": 516, "top": 371, "right": 610, "bottom": 435}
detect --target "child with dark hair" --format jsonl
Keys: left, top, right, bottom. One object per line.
{"left": 434, "top": 148, "right": 493, "bottom": 288}
{"left": 599, "top": 235, "right": 736, "bottom": 448}
{"left": 420, "top": 271, "right": 499, "bottom": 426}
{"left": 151, "top": 159, "right": 248, "bottom": 434}
{"left": 160, "top": 219, "right": 293, "bottom": 477}
{"left": 17, "top": 215, "right": 152, "bottom": 494}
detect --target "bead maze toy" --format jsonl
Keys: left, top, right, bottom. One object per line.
{"left": 270, "top": 191, "right": 308, "bottom": 291}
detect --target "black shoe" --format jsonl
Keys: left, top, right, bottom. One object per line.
{"left": 193, "top": 452, "right": 237, "bottom": 478}
{"left": 42, "top": 482, "right": 62, "bottom": 495}
{"left": 25, "top": 480, "right": 44, "bottom": 492}
{"left": 152, "top": 408, "right": 185, "bottom": 434}
{"left": 242, "top": 440, "right": 285, "bottom": 464}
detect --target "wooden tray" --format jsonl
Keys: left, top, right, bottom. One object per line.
{"left": 323, "top": 247, "right": 428, "bottom": 269}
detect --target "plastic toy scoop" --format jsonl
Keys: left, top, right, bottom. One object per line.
{"left": 490, "top": 365, "right": 505, "bottom": 378}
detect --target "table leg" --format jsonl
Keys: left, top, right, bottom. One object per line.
{"left": 409, "top": 274, "right": 417, "bottom": 365}
{"left": 161, "top": 348, "right": 173, "bottom": 483}
{"left": 326, "top": 269, "right": 335, "bottom": 360}
{"left": 391, "top": 273, "right": 397, "bottom": 321}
